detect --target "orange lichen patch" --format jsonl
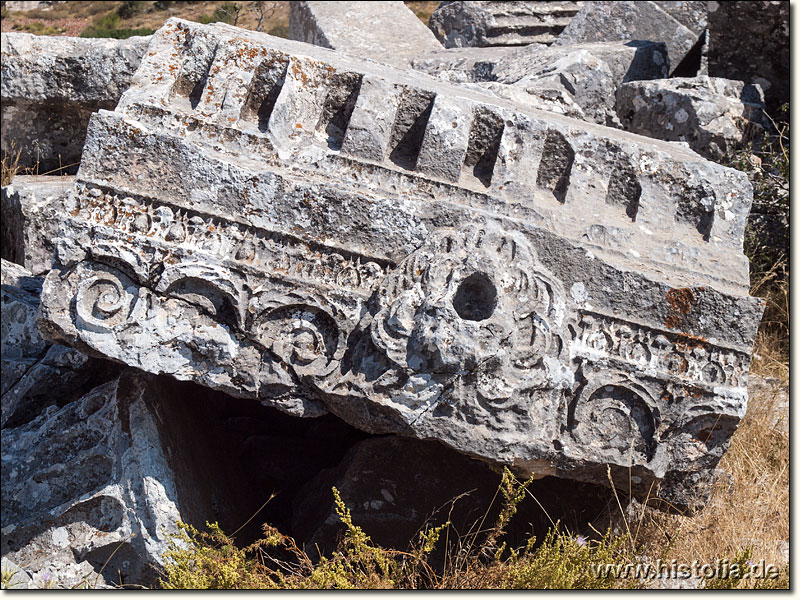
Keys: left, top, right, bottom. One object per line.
{"left": 670, "top": 355, "right": 689, "bottom": 374}
{"left": 295, "top": 123, "right": 303, "bottom": 129}
{"left": 665, "top": 314, "right": 683, "bottom": 330}
{"left": 290, "top": 61, "right": 309, "bottom": 86}
{"left": 675, "top": 331, "right": 709, "bottom": 352}
{"left": 682, "top": 385, "right": 704, "bottom": 399}
{"left": 666, "top": 287, "right": 695, "bottom": 314}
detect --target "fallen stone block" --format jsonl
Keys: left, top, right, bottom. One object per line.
{"left": 555, "top": 1, "right": 699, "bottom": 76}
{"left": 38, "top": 19, "right": 764, "bottom": 511}
{"left": 491, "top": 40, "right": 669, "bottom": 126}
{"left": 705, "top": 0, "right": 789, "bottom": 115}
{"left": 1, "top": 259, "right": 109, "bottom": 429}
{"left": 1, "top": 370, "right": 182, "bottom": 587}
{"left": 410, "top": 47, "right": 588, "bottom": 120}
{"left": 654, "top": 1, "right": 708, "bottom": 37}
{"left": 616, "top": 76, "right": 767, "bottom": 161}
{"left": 1, "top": 175, "right": 74, "bottom": 276}
{"left": 289, "top": 1, "right": 442, "bottom": 69}
{"left": 1, "top": 32, "right": 149, "bottom": 173}
{"left": 429, "top": 1, "right": 583, "bottom": 48}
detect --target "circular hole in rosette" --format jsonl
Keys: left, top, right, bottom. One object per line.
{"left": 452, "top": 272, "right": 497, "bottom": 322}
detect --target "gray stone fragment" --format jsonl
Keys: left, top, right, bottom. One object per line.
{"left": 654, "top": 1, "right": 708, "bottom": 36}
{"left": 1, "top": 259, "right": 97, "bottom": 429}
{"left": 1, "top": 175, "right": 74, "bottom": 276}
{"left": 288, "top": 1, "right": 442, "bottom": 69}
{"left": 705, "top": 0, "right": 789, "bottom": 114}
{"left": 1, "top": 371, "right": 182, "bottom": 587}
{"left": 1, "top": 32, "right": 149, "bottom": 173}
{"left": 616, "top": 76, "right": 767, "bottom": 162}
{"left": 748, "top": 375, "right": 788, "bottom": 436}
{"left": 38, "top": 19, "right": 763, "bottom": 511}
{"left": 492, "top": 40, "right": 669, "bottom": 126}
{"left": 411, "top": 46, "right": 516, "bottom": 83}
{"left": 1, "top": 557, "right": 34, "bottom": 589}
{"left": 4, "top": 1, "right": 64, "bottom": 11}
{"left": 555, "top": 1, "right": 699, "bottom": 76}
{"left": 429, "top": 1, "right": 583, "bottom": 48}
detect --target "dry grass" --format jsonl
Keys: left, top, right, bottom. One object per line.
{"left": 750, "top": 269, "right": 789, "bottom": 381}
{"left": 404, "top": 1, "right": 440, "bottom": 26}
{"left": 632, "top": 376, "right": 789, "bottom": 580}
{"left": 1, "top": 147, "right": 23, "bottom": 187}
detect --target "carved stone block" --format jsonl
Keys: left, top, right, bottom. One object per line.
{"left": 38, "top": 19, "right": 764, "bottom": 511}
{"left": 289, "top": 1, "right": 442, "bottom": 69}
{"left": 429, "top": 1, "right": 584, "bottom": 48}
{"left": 1, "top": 32, "right": 149, "bottom": 172}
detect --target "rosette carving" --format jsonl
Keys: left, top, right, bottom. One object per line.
{"left": 250, "top": 292, "right": 347, "bottom": 380}
{"left": 569, "top": 379, "right": 656, "bottom": 461}
{"left": 363, "top": 224, "right": 571, "bottom": 413}
{"left": 75, "top": 266, "right": 138, "bottom": 332}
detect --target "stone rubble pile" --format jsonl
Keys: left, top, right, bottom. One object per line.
{"left": 0, "top": 0, "right": 786, "bottom": 587}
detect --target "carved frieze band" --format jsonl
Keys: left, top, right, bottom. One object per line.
{"left": 69, "top": 185, "right": 391, "bottom": 294}
{"left": 574, "top": 309, "right": 749, "bottom": 390}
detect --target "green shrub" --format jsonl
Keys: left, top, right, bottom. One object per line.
{"left": 267, "top": 24, "right": 288, "bottom": 38}
{"left": 199, "top": 2, "right": 241, "bottom": 25}
{"left": 81, "top": 11, "right": 155, "bottom": 38}
{"left": 117, "top": 0, "right": 146, "bottom": 19}
{"left": 734, "top": 104, "right": 789, "bottom": 282}
{"left": 12, "top": 21, "right": 63, "bottom": 35}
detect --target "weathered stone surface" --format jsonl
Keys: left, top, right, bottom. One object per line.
{"left": 38, "top": 19, "right": 763, "bottom": 511}
{"left": 1, "top": 32, "right": 149, "bottom": 173}
{"left": 1, "top": 259, "right": 105, "bottom": 429}
{"left": 705, "top": 1, "right": 789, "bottom": 114}
{"left": 1, "top": 557, "right": 34, "bottom": 589}
{"left": 411, "top": 46, "right": 516, "bottom": 83}
{"left": 748, "top": 375, "right": 788, "bottom": 436}
{"left": 1, "top": 175, "right": 74, "bottom": 276}
{"left": 555, "top": 1, "right": 698, "bottom": 76}
{"left": 1, "top": 371, "right": 181, "bottom": 587}
{"left": 429, "top": 1, "right": 583, "bottom": 48}
{"left": 654, "top": 1, "right": 707, "bottom": 36}
{"left": 492, "top": 40, "right": 669, "bottom": 126}
{"left": 616, "top": 77, "right": 767, "bottom": 162}
{"left": 288, "top": 1, "right": 442, "bottom": 69}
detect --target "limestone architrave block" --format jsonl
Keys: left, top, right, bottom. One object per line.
{"left": 38, "top": 19, "right": 764, "bottom": 511}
